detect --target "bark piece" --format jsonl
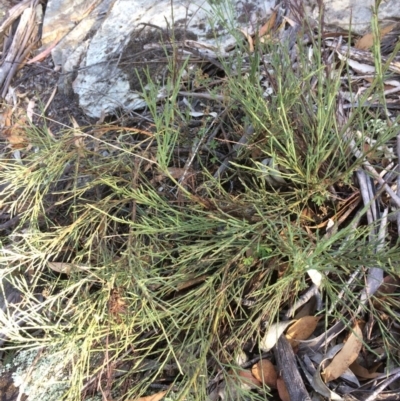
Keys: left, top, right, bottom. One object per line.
{"left": 274, "top": 335, "right": 311, "bottom": 401}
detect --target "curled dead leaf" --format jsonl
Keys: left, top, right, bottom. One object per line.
{"left": 258, "top": 10, "right": 277, "bottom": 38}
{"left": 238, "top": 28, "right": 254, "bottom": 52}
{"left": 260, "top": 320, "right": 294, "bottom": 352}
{"left": 285, "top": 315, "right": 320, "bottom": 347}
{"left": 48, "top": 262, "right": 91, "bottom": 275}
{"left": 312, "top": 360, "right": 344, "bottom": 400}
{"left": 251, "top": 359, "right": 277, "bottom": 388}
{"left": 307, "top": 268, "right": 323, "bottom": 287}
{"left": 233, "top": 368, "right": 262, "bottom": 390}
{"left": 323, "top": 322, "right": 363, "bottom": 382}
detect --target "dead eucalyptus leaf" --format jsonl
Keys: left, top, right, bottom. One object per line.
{"left": 326, "top": 343, "right": 345, "bottom": 360}
{"left": 218, "top": 369, "right": 261, "bottom": 400}
{"left": 285, "top": 315, "right": 320, "bottom": 347}
{"left": 312, "top": 359, "right": 344, "bottom": 400}
{"left": 47, "top": 262, "right": 91, "bottom": 274}
{"left": 26, "top": 99, "right": 35, "bottom": 122}
{"left": 307, "top": 268, "right": 323, "bottom": 287}
{"left": 294, "top": 297, "right": 317, "bottom": 319}
{"left": 70, "top": 115, "right": 85, "bottom": 150}
{"left": 346, "top": 58, "right": 376, "bottom": 74}
{"left": 237, "top": 369, "right": 262, "bottom": 389}
{"left": 258, "top": 10, "right": 277, "bottom": 38}
{"left": 239, "top": 29, "right": 254, "bottom": 52}
{"left": 48, "top": 262, "right": 74, "bottom": 274}
{"left": 251, "top": 359, "right": 277, "bottom": 388}
{"left": 355, "top": 24, "right": 396, "bottom": 50}
{"left": 276, "top": 377, "right": 290, "bottom": 401}
{"left": 350, "top": 361, "right": 381, "bottom": 379}
{"left": 340, "top": 368, "right": 360, "bottom": 386}
{"left": 227, "top": 368, "right": 261, "bottom": 390}
{"left": 323, "top": 322, "right": 363, "bottom": 382}
{"left": 260, "top": 320, "right": 294, "bottom": 352}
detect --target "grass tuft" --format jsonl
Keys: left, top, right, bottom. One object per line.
{"left": 1, "top": 1, "right": 400, "bottom": 400}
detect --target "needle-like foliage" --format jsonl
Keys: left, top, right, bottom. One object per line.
{"left": 1, "top": 1, "right": 400, "bottom": 400}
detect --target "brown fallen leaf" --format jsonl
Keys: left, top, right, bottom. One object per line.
{"left": 153, "top": 167, "right": 195, "bottom": 184}
{"left": 2, "top": 125, "right": 28, "bottom": 148}
{"left": 48, "top": 262, "right": 74, "bottom": 274}
{"left": 239, "top": 29, "right": 254, "bottom": 52}
{"left": 230, "top": 368, "right": 262, "bottom": 390}
{"left": 69, "top": 115, "right": 86, "bottom": 155}
{"left": 260, "top": 320, "right": 295, "bottom": 352}
{"left": 355, "top": 23, "right": 396, "bottom": 50}
{"left": 167, "top": 167, "right": 194, "bottom": 180}
{"left": 285, "top": 315, "right": 320, "bottom": 347}
{"left": 323, "top": 322, "right": 363, "bottom": 382}
{"left": 258, "top": 10, "right": 277, "bottom": 38}
{"left": 2, "top": 105, "right": 33, "bottom": 148}
{"left": 251, "top": 359, "right": 277, "bottom": 388}
{"left": 218, "top": 369, "right": 262, "bottom": 400}
{"left": 276, "top": 377, "right": 290, "bottom": 401}
{"left": 47, "top": 262, "right": 91, "bottom": 274}
{"left": 350, "top": 361, "right": 381, "bottom": 379}
{"left": 312, "top": 359, "right": 344, "bottom": 400}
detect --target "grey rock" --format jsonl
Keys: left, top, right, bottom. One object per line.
{"left": 41, "top": 0, "right": 400, "bottom": 118}
{"left": 303, "top": 0, "right": 400, "bottom": 35}
{"left": 47, "top": 0, "right": 275, "bottom": 118}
